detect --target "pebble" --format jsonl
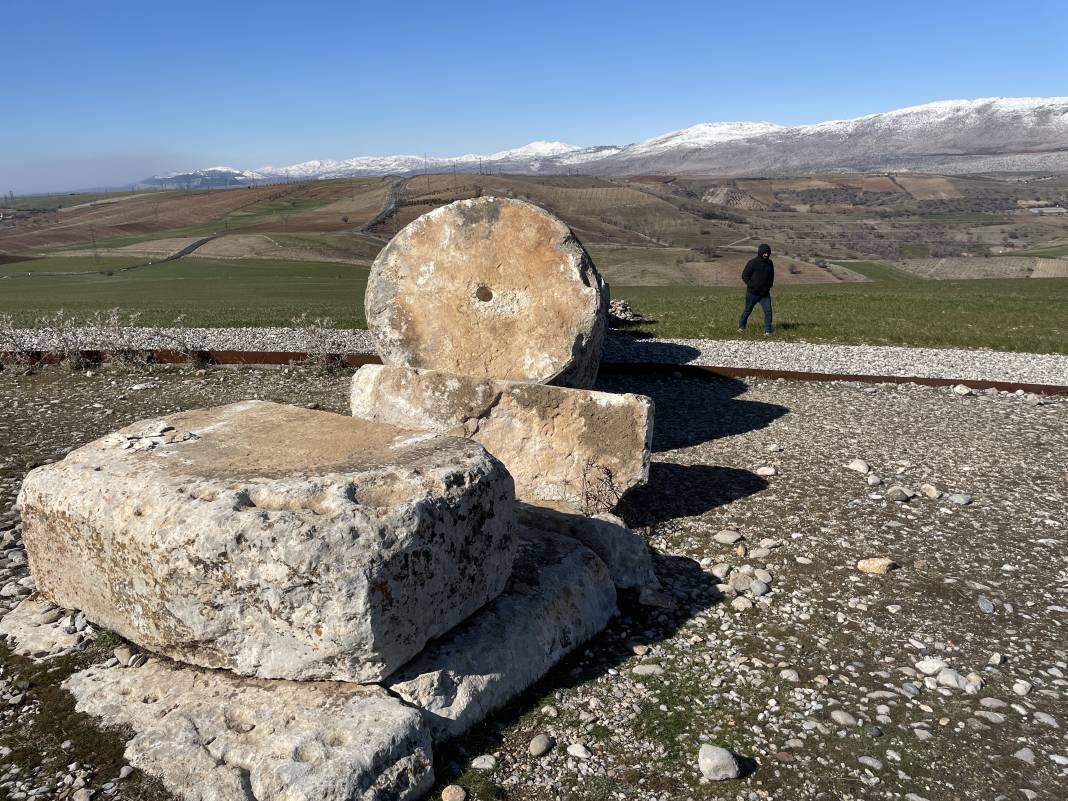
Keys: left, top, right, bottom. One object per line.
{"left": 857, "top": 557, "right": 896, "bottom": 574}
{"left": 977, "top": 596, "right": 995, "bottom": 614}
{"left": 886, "top": 485, "right": 912, "bottom": 502}
{"left": 845, "top": 459, "right": 870, "bottom": 474}
{"left": 470, "top": 755, "right": 496, "bottom": 771}
{"left": 441, "top": 786, "right": 467, "bottom": 801}
{"left": 697, "top": 744, "right": 740, "bottom": 780}
{"left": 830, "top": 709, "right": 857, "bottom": 727}
{"left": 1012, "top": 680, "right": 1032, "bottom": 696}
{"left": 714, "top": 530, "right": 743, "bottom": 545}
{"left": 749, "top": 579, "right": 770, "bottom": 597}
{"left": 632, "top": 664, "right": 665, "bottom": 677}
{"left": 730, "top": 597, "right": 753, "bottom": 612}
{"left": 1013, "top": 747, "right": 1035, "bottom": 765}
{"left": 915, "top": 657, "right": 947, "bottom": 676}
{"left": 528, "top": 734, "right": 554, "bottom": 757}
{"left": 779, "top": 669, "right": 800, "bottom": 682}
{"left": 948, "top": 493, "right": 973, "bottom": 506}
{"left": 566, "top": 743, "right": 592, "bottom": 760}
{"left": 755, "top": 465, "right": 778, "bottom": 477}
{"left": 859, "top": 755, "right": 883, "bottom": 771}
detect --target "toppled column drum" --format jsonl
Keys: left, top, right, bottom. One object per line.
{"left": 366, "top": 197, "right": 609, "bottom": 388}
{"left": 17, "top": 401, "right": 517, "bottom": 683}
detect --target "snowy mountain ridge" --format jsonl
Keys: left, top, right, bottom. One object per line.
{"left": 149, "top": 97, "right": 1068, "bottom": 187}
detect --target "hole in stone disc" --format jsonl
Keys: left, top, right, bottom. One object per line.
{"left": 475, "top": 286, "right": 494, "bottom": 302}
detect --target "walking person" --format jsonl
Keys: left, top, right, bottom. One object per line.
{"left": 738, "top": 243, "right": 775, "bottom": 335}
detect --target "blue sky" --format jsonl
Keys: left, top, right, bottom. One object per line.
{"left": 4, "top": 0, "right": 1067, "bottom": 193}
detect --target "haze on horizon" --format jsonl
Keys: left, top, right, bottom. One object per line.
{"left": 4, "top": 0, "right": 1067, "bottom": 194}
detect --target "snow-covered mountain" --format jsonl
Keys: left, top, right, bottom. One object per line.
{"left": 150, "top": 97, "right": 1068, "bottom": 187}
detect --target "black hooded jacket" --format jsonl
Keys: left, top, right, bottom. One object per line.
{"left": 742, "top": 244, "right": 775, "bottom": 296}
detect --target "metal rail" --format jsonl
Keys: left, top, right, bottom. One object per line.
{"left": 2, "top": 349, "right": 1065, "bottom": 395}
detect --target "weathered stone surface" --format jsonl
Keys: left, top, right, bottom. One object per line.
{"left": 366, "top": 197, "right": 608, "bottom": 388}
{"left": 64, "top": 659, "right": 433, "bottom": 801}
{"left": 515, "top": 504, "right": 660, "bottom": 591}
{"left": 0, "top": 596, "right": 84, "bottom": 659}
{"left": 388, "top": 527, "right": 617, "bottom": 740}
{"left": 18, "top": 400, "right": 517, "bottom": 682}
{"left": 350, "top": 365, "right": 652, "bottom": 513}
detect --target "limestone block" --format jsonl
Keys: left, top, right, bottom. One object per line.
{"left": 365, "top": 197, "right": 608, "bottom": 388}
{"left": 0, "top": 596, "right": 85, "bottom": 659}
{"left": 515, "top": 504, "right": 660, "bottom": 592}
{"left": 388, "top": 527, "right": 616, "bottom": 740}
{"left": 350, "top": 365, "right": 652, "bottom": 513}
{"left": 18, "top": 400, "right": 517, "bottom": 682}
{"left": 64, "top": 659, "right": 433, "bottom": 801}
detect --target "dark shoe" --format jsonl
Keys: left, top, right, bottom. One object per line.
{"left": 764, "top": 330, "right": 772, "bottom": 336}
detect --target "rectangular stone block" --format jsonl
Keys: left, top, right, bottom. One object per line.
{"left": 17, "top": 400, "right": 518, "bottom": 683}
{"left": 350, "top": 365, "right": 653, "bottom": 514}
{"left": 388, "top": 526, "right": 616, "bottom": 740}
{"left": 64, "top": 658, "right": 434, "bottom": 801}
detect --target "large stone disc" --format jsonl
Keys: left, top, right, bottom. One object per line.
{"left": 366, "top": 197, "right": 608, "bottom": 388}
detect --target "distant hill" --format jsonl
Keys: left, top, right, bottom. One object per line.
{"left": 149, "top": 97, "right": 1068, "bottom": 187}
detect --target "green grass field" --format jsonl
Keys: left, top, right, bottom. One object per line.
{"left": 0, "top": 257, "right": 369, "bottom": 328}
{"left": 617, "top": 278, "right": 1068, "bottom": 353}
{"left": 1, "top": 256, "right": 1065, "bottom": 354}
{"left": 0, "top": 255, "right": 150, "bottom": 275}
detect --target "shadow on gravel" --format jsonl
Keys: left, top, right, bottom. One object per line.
{"left": 434, "top": 550, "right": 725, "bottom": 796}
{"left": 604, "top": 337, "right": 702, "bottom": 364}
{"left": 619, "top": 463, "right": 768, "bottom": 527}
{"left": 596, "top": 373, "right": 788, "bottom": 451}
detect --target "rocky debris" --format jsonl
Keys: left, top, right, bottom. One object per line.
{"left": 440, "top": 785, "right": 467, "bottom": 801}
{"left": 607, "top": 299, "right": 644, "bottom": 325}
{"left": 18, "top": 400, "right": 517, "bottom": 683}
{"left": 387, "top": 528, "right": 616, "bottom": 740}
{"left": 697, "top": 745, "right": 740, "bottom": 780}
{"left": 365, "top": 197, "right": 608, "bottom": 388}
{"left": 948, "top": 493, "right": 973, "bottom": 505}
{"left": 952, "top": 384, "right": 976, "bottom": 396}
{"left": 846, "top": 458, "right": 871, "bottom": 474}
{"left": 63, "top": 658, "right": 434, "bottom": 801}
{"left": 350, "top": 365, "right": 652, "bottom": 513}
{"left": 857, "top": 557, "right": 897, "bottom": 574}
{"left": 515, "top": 504, "right": 660, "bottom": 593}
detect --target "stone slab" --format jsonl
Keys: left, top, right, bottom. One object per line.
{"left": 64, "top": 658, "right": 433, "bottom": 801}
{"left": 365, "top": 197, "right": 608, "bottom": 388}
{"left": 0, "top": 596, "right": 85, "bottom": 659}
{"left": 388, "top": 526, "right": 617, "bottom": 740}
{"left": 350, "top": 365, "right": 652, "bottom": 513}
{"left": 515, "top": 504, "right": 660, "bottom": 592}
{"left": 18, "top": 400, "right": 517, "bottom": 682}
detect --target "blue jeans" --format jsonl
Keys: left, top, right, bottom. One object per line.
{"left": 739, "top": 291, "right": 772, "bottom": 333}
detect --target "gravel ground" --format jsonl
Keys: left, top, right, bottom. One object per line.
{"left": 0, "top": 364, "right": 1065, "bottom": 801}
{"left": 602, "top": 337, "right": 1068, "bottom": 386}
{"left": 5, "top": 327, "right": 1066, "bottom": 385}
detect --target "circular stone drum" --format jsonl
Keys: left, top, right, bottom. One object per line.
{"left": 365, "top": 197, "right": 608, "bottom": 388}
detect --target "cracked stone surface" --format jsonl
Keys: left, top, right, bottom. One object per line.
{"left": 17, "top": 399, "right": 517, "bottom": 682}
{"left": 350, "top": 365, "right": 651, "bottom": 513}
{"left": 63, "top": 658, "right": 434, "bottom": 801}
{"left": 365, "top": 197, "right": 608, "bottom": 388}
{"left": 388, "top": 526, "right": 617, "bottom": 741}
